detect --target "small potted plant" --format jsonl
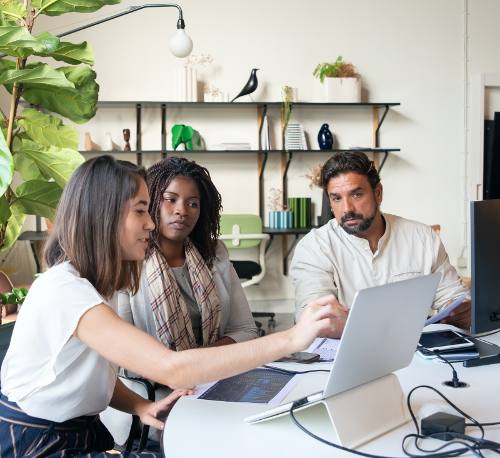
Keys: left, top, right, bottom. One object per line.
{"left": 1, "top": 287, "right": 28, "bottom": 320}
{"left": 312, "top": 56, "right": 361, "bottom": 103}
{"left": 268, "top": 188, "right": 293, "bottom": 229}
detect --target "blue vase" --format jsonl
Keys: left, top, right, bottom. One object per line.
{"left": 318, "top": 123, "right": 334, "bottom": 150}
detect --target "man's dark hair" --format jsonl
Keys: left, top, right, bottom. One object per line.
{"left": 319, "top": 151, "right": 381, "bottom": 191}
{"left": 147, "top": 156, "right": 222, "bottom": 270}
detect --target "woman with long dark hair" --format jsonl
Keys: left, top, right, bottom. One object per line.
{"left": 0, "top": 155, "right": 347, "bottom": 457}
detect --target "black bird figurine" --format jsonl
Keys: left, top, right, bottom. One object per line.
{"left": 231, "top": 69, "right": 259, "bottom": 102}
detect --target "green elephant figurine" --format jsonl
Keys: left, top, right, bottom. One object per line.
{"left": 171, "top": 124, "right": 202, "bottom": 151}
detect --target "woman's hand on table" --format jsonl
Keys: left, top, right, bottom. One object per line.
{"left": 138, "top": 388, "right": 194, "bottom": 430}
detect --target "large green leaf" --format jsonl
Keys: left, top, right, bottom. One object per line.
{"left": 0, "top": 195, "right": 11, "bottom": 226}
{"left": 2, "top": 201, "right": 25, "bottom": 250}
{"left": 35, "top": 31, "right": 60, "bottom": 54}
{"left": 0, "top": 25, "right": 47, "bottom": 58}
{"left": 32, "top": 0, "right": 121, "bottom": 17}
{"left": 0, "top": 63, "right": 75, "bottom": 88}
{"left": 21, "top": 66, "right": 99, "bottom": 124}
{"left": 18, "top": 108, "right": 79, "bottom": 149}
{"left": 0, "top": 128, "right": 14, "bottom": 198}
{"left": 0, "top": 1, "right": 29, "bottom": 21}
{"left": 21, "top": 139, "right": 84, "bottom": 188}
{"left": 14, "top": 150, "right": 51, "bottom": 181}
{"left": 1, "top": 64, "right": 98, "bottom": 124}
{"left": 14, "top": 179, "right": 62, "bottom": 220}
{"left": 34, "top": 32, "right": 94, "bottom": 66}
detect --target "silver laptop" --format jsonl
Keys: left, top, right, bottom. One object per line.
{"left": 244, "top": 273, "right": 442, "bottom": 423}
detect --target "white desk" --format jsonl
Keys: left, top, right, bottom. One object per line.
{"left": 163, "top": 329, "right": 500, "bottom": 457}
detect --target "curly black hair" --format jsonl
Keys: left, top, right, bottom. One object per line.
{"left": 147, "top": 156, "right": 222, "bottom": 269}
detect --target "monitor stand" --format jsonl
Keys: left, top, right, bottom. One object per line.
{"left": 462, "top": 336, "right": 500, "bottom": 367}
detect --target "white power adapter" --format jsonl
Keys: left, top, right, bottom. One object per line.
{"left": 457, "top": 257, "right": 467, "bottom": 268}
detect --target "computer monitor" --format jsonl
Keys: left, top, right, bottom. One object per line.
{"left": 470, "top": 199, "right": 500, "bottom": 333}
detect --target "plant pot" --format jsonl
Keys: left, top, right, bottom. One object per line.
{"left": 269, "top": 211, "right": 293, "bottom": 229}
{"left": 311, "top": 77, "right": 361, "bottom": 103}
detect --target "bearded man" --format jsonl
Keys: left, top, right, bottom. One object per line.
{"left": 289, "top": 151, "right": 470, "bottom": 338}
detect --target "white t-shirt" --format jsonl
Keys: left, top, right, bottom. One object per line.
{"left": 1, "top": 261, "right": 118, "bottom": 422}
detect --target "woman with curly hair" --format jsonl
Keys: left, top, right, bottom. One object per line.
{"left": 114, "top": 156, "right": 258, "bottom": 444}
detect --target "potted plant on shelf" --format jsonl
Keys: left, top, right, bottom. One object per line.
{"left": 312, "top": 56, "right": 361, "bottom": 103}
{"left": 0, "top": 0, "right": 117, "bottom": 252}
{"left": 268, "top": 188, "right": 293, "bottom": 229}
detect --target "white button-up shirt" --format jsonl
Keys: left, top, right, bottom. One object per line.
{"left": 290, "top": 213, "right": 469, "bottom": 321}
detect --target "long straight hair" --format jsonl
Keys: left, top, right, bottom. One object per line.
{"left": 43, "top": 155, "right": 147, "bottom": 297}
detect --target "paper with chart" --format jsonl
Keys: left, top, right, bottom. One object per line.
{"left": 187, "top": 368, "right": 304, "bottom": 407}
{"left": 425, "top": 292, "right": 468, "bottom": 326}
{"left": 306, "top": 337, "right": 340, "bottom": 362}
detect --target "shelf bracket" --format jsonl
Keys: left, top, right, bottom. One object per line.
{"left": 283, "top": 234, "right": 299, "bottom": 276}
{"left": 258, "top": 104, "right": 268, "bottom": 219}
{"left": 265, "top": 234, "right": 274, "bottom": 254}
{"left": 282, "top": 152, "right": 293, "bottom": 203}
{"left": 374, "top": 104, "right": 389, "bottom": 147}
{"left": 136, "top": 103, "right": 142, "bottom": 165}
{"left": 378, "top": 151, "right": 389, "bottom": 172}
{"left": 161, "top": 103, "right": 167, "bottom": 159}
{"left": 259, "top": 152, "right": 268, "bottom": 218}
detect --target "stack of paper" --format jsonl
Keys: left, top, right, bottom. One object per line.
{"left": 209, "top": 143, "right": 252, "bottom": 151}
{"left": 285, "top": 123, "right": 307, "bottom": 150}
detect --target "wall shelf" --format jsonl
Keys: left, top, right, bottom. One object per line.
{"left": 35, "top": 99, "right": 401, "bottom": 276}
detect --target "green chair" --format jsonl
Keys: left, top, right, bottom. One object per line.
{"left": 219, "top": 215, "right": 275, "bottom": 334}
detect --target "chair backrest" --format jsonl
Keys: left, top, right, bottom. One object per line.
{"left": 0, "top": 322, "right": 15, "bottom": 368}
{"left": 220, "top": 215, "right": 263, "bottom": 249}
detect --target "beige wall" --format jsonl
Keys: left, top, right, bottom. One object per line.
{"left": 2, "top": 0, "right": 500, "bottom": 300}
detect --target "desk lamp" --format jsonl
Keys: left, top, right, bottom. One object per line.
{"left": 56, "top": 4, "right": 193, "bottom": 58}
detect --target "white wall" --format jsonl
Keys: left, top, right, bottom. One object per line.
{"left": 3, "top": 0, "right": 500, "bottom": 300}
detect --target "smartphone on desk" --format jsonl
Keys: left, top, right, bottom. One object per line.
{"left": 419, "top": 330, "right": 475, "bottom": 352}
{"left": 274, "top": 352, "right": 321, "bottom": 363}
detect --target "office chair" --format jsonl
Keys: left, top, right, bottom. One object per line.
{"left": 100, "top": 376, "right": 156, "bottom": 453}
{"left": 219, "top": 215, "right": 274, "bottom": 336}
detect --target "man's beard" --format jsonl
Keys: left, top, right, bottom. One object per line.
{"left": 340, "top": 206, "right": 378, "bottom": 235}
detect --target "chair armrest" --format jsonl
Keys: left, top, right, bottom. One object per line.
{"left": 119, "top": 376, "right": 156, "bottom": 453}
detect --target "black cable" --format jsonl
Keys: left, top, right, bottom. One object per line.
{"left": 288, "top": 384, "right": 500, "bottom": 458}
{"left": 262, "top": 364, "right": 330, "bottom": 375}
{"left": 416, "top": 345, "right": 462, "bottom": 388}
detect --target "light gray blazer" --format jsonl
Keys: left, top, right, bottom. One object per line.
{"left": 118, "top": 241, "right": 258, "bottom": 374}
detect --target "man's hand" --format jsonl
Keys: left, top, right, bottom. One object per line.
{"left": 440, "top": 298, "right": 471, "bottom": 330}
{"left": 293, "top": 295, "right": 349, "bottom": 343}
{"left": 138, "top": 388, "right": 194, "bottom": 430}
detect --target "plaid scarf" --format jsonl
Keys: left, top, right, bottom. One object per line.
{"left": 146, "top": 239, "right": 221, "bottom": 351}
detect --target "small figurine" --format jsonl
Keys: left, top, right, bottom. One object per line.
{"left": 231, "top": 69, "right": 259, "bottom": 102}
{"left": 85, "top": 132, "right": 101, "bottom": 151}
{"left": 172, "top": 124, "right": 202, "bottom": 150}
{"left": 104, "top": 133, "right": 121, "bottom": 151}
{"left": 123, "top": 129, "right": 131, "bottom": 151}
{"left": 318, "top": 124, "right": 334, "bottom": 150}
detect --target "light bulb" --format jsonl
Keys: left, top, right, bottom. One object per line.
{"left": 169, "top": 29, "right": 193, "bottom": 58}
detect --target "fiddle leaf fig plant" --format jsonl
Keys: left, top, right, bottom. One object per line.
{"left": 0, "top": 0, "right": 121, "bottom": 251}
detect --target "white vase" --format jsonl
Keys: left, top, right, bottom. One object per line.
{"left": 172, "top": 68, "right": 198, "bottom": 101}
{"left": 311, "top": 77, "right": 361, "bottom": 103}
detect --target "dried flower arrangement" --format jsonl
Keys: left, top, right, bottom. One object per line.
{"left": 302, "top": 164, "right": 323, "bottom": 189}
{"left": 184, "top": 54, "right": 214, "bottom": 69}
{"left": 313, "top": 56, "right": 361, "bottom": 83}
{"left": 203, "top": 85, "right": 221, "bottom": 97}
{"left": 268, "top": 188, "right": 290, "bottom": 212}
